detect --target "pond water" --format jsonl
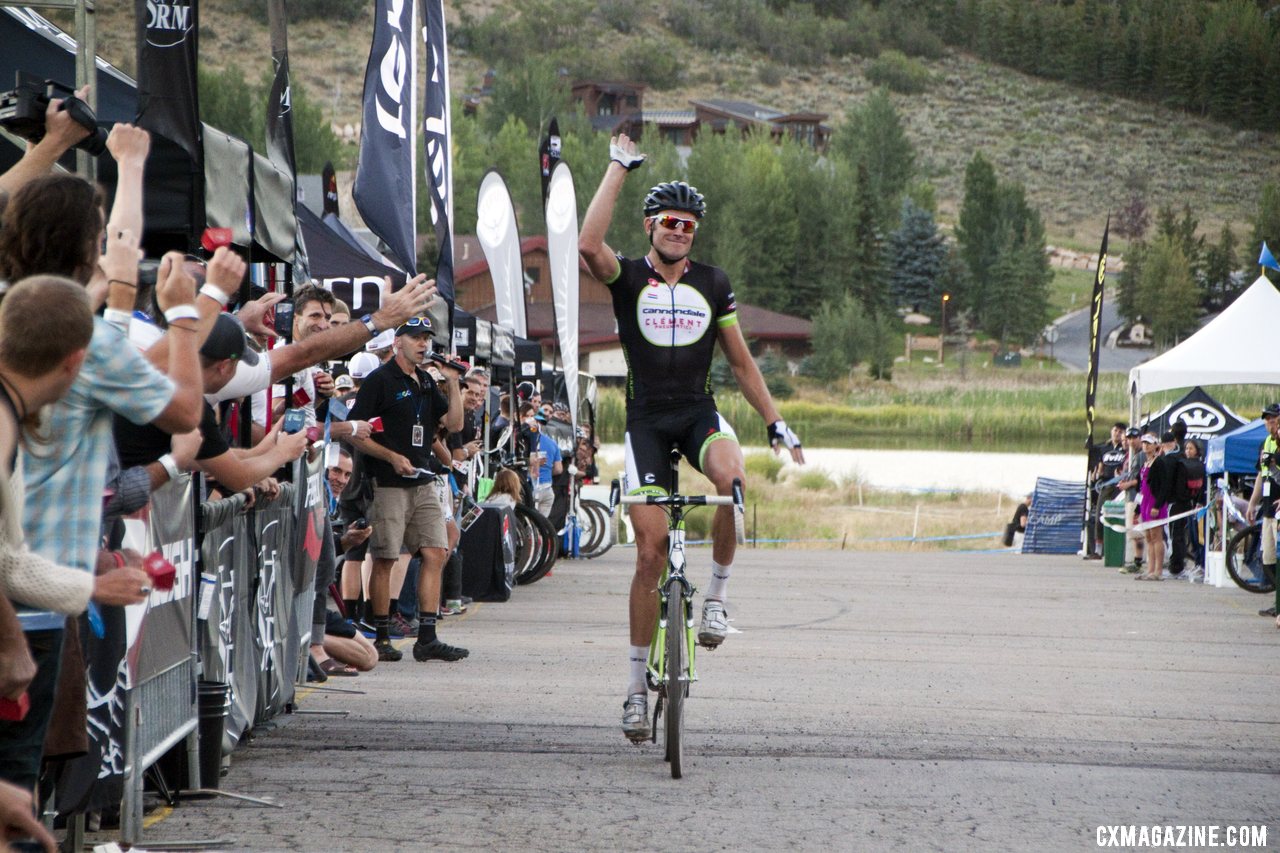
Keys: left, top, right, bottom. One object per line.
{"left": 598, "top": 444, "right": 1083, "bottom": 498}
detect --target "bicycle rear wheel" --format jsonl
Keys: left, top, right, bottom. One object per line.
{"left": 1227, "top": 524, "right": 1275, "bottom": 593}
{"left": 578, "top": 499, "right": 614, "bottom": 559}
{"left": 515, "top": 505, "right": 558, "bottom": 585}
{"left": 663, "top": 586, "right": 686, "bottom": 778}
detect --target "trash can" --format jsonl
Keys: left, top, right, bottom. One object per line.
{"left": 197, "top": 681, "right": 230, "bottom": 789}
{"left": 1101, "top": 500, "right": 1126, "bottom": 568}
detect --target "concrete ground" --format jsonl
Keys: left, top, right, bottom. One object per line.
{"left": 132, "top": 549, "right": 1279, "bottom": 852}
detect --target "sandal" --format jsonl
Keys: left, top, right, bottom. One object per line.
{"left": 319, "top": 658, "right": 359, "bottom": 677}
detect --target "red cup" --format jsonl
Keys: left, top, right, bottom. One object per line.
{"left": 368, "top": 417, "right": 384, "bottom": 433}
{"left": 201, "top": 227, "right": 234, "bottom": 252}
{"left": 0, "top": 692, "right": 29, "bottom": 721}
{"left": 143, "top": 551, "right": 176, "bottom": 592}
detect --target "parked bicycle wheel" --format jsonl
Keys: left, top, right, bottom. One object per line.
{"left": 512, "top": 504, "right": 544, "bottom": 581}
{"left": 663, "top": 584, "right": 686, "bottom": 779}
{"left": 515, "top": 504, "right": 558, "bottom": 585}
{"left": 1227, "top": 524, "right": 1276, "bottom": 593}
{"left": 577, "top": 499, "right": 614, "bottom": 559}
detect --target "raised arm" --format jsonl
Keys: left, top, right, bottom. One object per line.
{"left": 266, "top": 275, "right": 437, "bottom": 380}
{"left": 579, "top": 134, "right": 644, "bottom": 283}
{"left": 104, "top": 124, "right": 150, "bottom": 240}
{"left": 0, "top": 88, "right": 91, "bottom": 198}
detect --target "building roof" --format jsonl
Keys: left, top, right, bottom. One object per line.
{"left": 642, "top": 109, "right": 698, "bottom": 127}
{"left": 693, "top": 99, "right": 785, "bottom": 122}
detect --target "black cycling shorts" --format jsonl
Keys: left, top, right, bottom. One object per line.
{"left": 623, "top": 403, "right": 737, "bottom": 495}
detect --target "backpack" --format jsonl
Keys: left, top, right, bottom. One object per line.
{"left": 1179, "top": 457, "right": 1206, "bottom": 503}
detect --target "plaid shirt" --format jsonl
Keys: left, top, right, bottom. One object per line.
{"left": 19, "top": 318, "right": 173, "bottom": 630}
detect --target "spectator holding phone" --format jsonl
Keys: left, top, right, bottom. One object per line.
{"left": 347, "top": 316, "right": 464, "bottom": 663}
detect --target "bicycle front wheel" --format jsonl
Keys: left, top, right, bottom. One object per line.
{"left": 664, "top": 587, "right": 686, "bottom": 779}
{"left": 1227, "top": 525, "right": 1275, "bottom": 593}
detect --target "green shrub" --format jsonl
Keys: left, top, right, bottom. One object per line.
{"left": 794, "top": 469, "right": 835, "bottom": 490}
{"left": 618, "top": 36, "right": 685, "bottom": 90}
{"left": 743, "top": 451, "right": 784, "bottom": 484}
{"left": 865, "top": 50, "right": 931, "bottom": 94}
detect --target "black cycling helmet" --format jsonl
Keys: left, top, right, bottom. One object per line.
{"left": 642, "top": 181, "right": 706, "bottom": 219}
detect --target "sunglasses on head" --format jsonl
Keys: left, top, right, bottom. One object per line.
{"left": 399, "top": 317, "right": 431, "bottom": 330}
{"left": 651, "top": 214, "right": 698, "bottom": 233}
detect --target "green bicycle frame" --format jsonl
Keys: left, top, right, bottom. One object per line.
{"left": 647, "top": 514, "right": 697, "bottom": 691}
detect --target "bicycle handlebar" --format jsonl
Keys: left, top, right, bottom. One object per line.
{"left": 609, "top": 478, "right": 744, "bottom": 511}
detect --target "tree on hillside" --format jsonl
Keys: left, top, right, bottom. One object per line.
{"left": 848, "top": 164, "right": 886, "bottom": 311}
{"left": 482, "top": 57, "right": 572, "bottom": 141}
{"left": 954, "top": 152, "right": 1002, "bottom": 328}
{"left": 1114, "top": 191, "right": 1151, "bottom": 241}
{"left": 830, "top": 88, "right": 916, "bottom": 231}
{"left": 1251, "top": 180, "right": 1280, "bottom": 284}
{"left": 1115, "top": 240, "right": 1146, "bottom": 324}
{"left": 1153, "top": 203, "right": 1206, "bottom": 289}
{"left": 1139, "top": 235, "right": 1201, "bottom": 348}
{"left": 1202, "top": 223, "right": 1240, "bottom": 310}
{"left": 886, "top": 197, "right": 948, "bottom": 312}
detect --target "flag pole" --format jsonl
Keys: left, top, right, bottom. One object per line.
{"left": 1084, "top": 214, "right": 1110, "bottom": 558}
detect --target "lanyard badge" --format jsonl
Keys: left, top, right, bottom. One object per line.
{"left": 412, "top": 424, "right": 425, "bottom": 447}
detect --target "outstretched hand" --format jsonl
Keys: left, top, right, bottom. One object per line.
{"left": 609, "top": 133, "right": 646, "bottom": 171}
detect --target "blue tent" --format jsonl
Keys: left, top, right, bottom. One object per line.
{"left": 1206, "top": 418, "right": 1266, "bottom": 475}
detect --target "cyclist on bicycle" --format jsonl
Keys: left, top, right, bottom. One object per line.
{"left": 579, "top": 133, "right": 806, "bottom": 740}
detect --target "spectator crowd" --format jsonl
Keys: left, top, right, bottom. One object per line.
{"left": 0, "top": 93, "right": 599, "bottom": 849}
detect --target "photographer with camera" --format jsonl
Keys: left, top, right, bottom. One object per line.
{"left": 0, "top": 78, "right": 99, "bottom": 200}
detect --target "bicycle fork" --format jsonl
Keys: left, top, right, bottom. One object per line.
{"left": 647, "top": 524, "right": 698, "bottom": 694}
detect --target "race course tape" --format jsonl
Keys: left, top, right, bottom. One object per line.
{"left": 1100, "top": 504, "right": 1206, "bottom": 535}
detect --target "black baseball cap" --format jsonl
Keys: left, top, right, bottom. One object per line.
{"left": 1160, "top": 430, "right": 1176, "bottom": 443}
{"left": 1125, "top": 427, "right": 1141, "bottom": 437}
{"left": 395, "top": 316, "right": 432, "bottom": 337}
{"left": 1262, "top": 403, "right": 1280, "bottom": 419}
{"left": 200, "top": 313, "right": 258, "bottom": 365}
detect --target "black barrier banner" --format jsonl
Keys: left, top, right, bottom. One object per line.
{"left": 254, "top": 484, "right": 297, "bottom": 720}
{"left": 56, "top": 609, "right": 127, "bottom": 815}
{"left": 353, "top": 0, "right": 417, "bottom": 275}
{"left": 198, "top": 494, "right": 258, "bottom": 745}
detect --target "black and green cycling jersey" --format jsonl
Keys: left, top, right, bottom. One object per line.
{"left": 605, "top": 255, "right": 739, "bottom": 413}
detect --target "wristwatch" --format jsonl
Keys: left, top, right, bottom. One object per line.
{"left": 360, "top": 314, "right": 379, "bottom": 336}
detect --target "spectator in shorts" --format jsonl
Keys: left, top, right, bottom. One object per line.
{"left": 347, "top": 317, "right": 465, "bottom": 663}
{"left": 528, "top": 411, "right": 561, "bottom": 517}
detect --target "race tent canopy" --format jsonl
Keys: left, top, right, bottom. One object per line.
{"left": 1129, "top": 276, "right": 1280, "bottom": 400}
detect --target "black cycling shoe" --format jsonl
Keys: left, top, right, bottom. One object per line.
{"left": 412, "top": 639, "right": 470, "bottom": 662}
{"left": 375, "top": 641, "right": 403, "bottom": 662}
{"left": 1259, "top": 607, "right": 1277, "bottom": 617}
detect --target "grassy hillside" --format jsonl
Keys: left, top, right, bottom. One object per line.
{"left": 69, "top": 1, "right": 1279, "bottom": 245}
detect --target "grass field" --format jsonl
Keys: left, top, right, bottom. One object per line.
{"left": 594, "top": 367, "right": 1277, "bottom": 452}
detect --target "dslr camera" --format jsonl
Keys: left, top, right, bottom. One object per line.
{"left": 0, "top": 72, "right": 108, "bottom": 156}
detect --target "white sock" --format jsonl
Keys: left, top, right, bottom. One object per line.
{"left": 706, "top": 560, "right": 731, "bottom": 602}
{"left": 627, "top": 645, "right": 648, "bottom": 696}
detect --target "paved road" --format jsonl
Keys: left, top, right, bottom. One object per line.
{"left": 1052, "top": 301, "right": 1153, "bottom": 374}
{"left": 137, "top": 549, "right": 1279, "bottom": 852}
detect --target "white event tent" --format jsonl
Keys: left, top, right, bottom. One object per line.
{"left": 1128, "top": 275, "right": 1280, "bottom": 419}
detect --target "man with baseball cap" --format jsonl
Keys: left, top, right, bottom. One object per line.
{"left": 347, "top": 316, "right": 465, "bottom": 662}
{"left": 1114, "top": 426, "right": 1147, "bottom": 572}
{"left": 1248, "top": 404, "right": 1280, "bottom": 619}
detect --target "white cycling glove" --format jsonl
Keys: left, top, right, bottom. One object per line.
{"left": 768, "top": 420, "right": 802, "bottom": 451}
{"left": 610, "top": 141, "right": 646, "bottom": 171}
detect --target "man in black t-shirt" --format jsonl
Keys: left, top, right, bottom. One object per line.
{"left": 1087, "top": 422, "right": 1127, "bottom": 558}
{"left": 114, "top": 313, "right": 308, "bottom": 493}
{"left": 348, "top": 316, "right": 464, "bottom": 663}
{"left": 580, "top": 133, "right": 806, "bottom": 742}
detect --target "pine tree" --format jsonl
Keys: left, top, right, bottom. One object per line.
{"left": 1250, "top": 180, "right": 1280, "bottom": 284}
{"left": 1140, "top": 235, "right": 1201, "bottom": 348}
{"left": 886, "top": 198, "right": 948, "bottom": 312}
{"left": 830, "top": 88, "right": 916, "bottom": 232}
{"left": 848, "top": 164, "right": 886, "bottom": 311}
{"left": 1203, "top": 223, "right": 1239, "bottom": 311}
{"left": 955, "top": 151, "right": 1001, "bottom": 327}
